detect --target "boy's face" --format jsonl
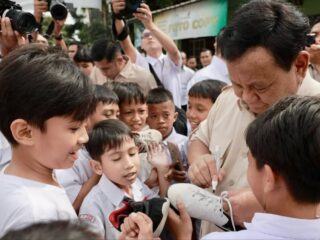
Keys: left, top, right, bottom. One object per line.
{"left": 31, "top": 116, "right": 88, "bottom": 169}
{"left": 147, "top": 100, "right": 178, "bottom": 139}
{"left": 78, "top": 61, "right": 94, "bottom": 77}
{"left": 119, "top": 101, "right": 148, "bottom": 132}
{"left": 187, "top": 96, "right": 213, "bottom": 131}
{"left": 100, "top": 137, "right": 140, "bottom": 188}
{"left": 87, "top": 102, "right": 120, "bottom": 130}
{"left": 247, "top": 151, "right": 264, "bottom": 207}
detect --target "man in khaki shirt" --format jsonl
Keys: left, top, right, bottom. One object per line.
{"left": 187, "top": 0, "right": 320, "bottom": 235}
{"left": 90, "top": 39, "right": 157, "bottom": 95}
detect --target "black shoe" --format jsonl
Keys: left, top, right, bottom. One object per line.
{"left": 109, "top": 197, "right": 170, "bottom": 237}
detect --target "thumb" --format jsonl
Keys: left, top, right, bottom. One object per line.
{"left": 176, "top": 199, "right": 191, "bottom": 222}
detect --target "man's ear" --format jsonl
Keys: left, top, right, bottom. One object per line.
{"left": 10, "top": 119, "right": 34, "bottom": 146}
{"left": 294, "top": 51, "right": 309, "bottom": 81}
{"left": 90, "top": 159, "right": 103, "bottom": 175}
{"left": 173, "top": 111, "right": 178, "bottom": 122}
{"left": 263, "top": 164, "right": 276, "bottom": 193}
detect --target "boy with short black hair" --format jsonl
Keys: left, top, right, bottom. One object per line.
{"left": 79, "top": 119, "right": 170, "bottom": 240}
{"left": 0, "top": 44, "right": 95, "bottom": 237}
{"left": 146, "top": 88, "right": 188, "bottom": 181}
{"left": 187, "top": 80, "right": 226, "bottom": 131}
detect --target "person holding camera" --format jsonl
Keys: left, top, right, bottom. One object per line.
{"left": 111, "top": 0, "right": 182, "bottom": 107}
{"left": 307, "top": 17, "right": 320, "bottom": 81}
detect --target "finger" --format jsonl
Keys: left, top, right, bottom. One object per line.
{"left": 188, "top": 164, "right": 210, "bottom": 187}
{"left": 176, "top": 199, "right": 191, "bottom": 223}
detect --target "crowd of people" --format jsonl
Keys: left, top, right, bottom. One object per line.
{"left": 0, "top": 0, "right": 320, "bottom": 239}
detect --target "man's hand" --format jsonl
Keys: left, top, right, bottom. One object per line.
{"left": 111, "top": 0, "right": 126, "bottom": 15}
{"left": 34, "top": 0, "right": 48, "bottom": 23}
{"left": 188, "top": 154, "right": 223, "bottom": 188}
{"left": 224, "top": 189, "right": 264, "bottom": 226}
{"left": 133, "top": 3, "right": 154, "bottom": 29}
{"left": 0, "top": 17, "right": 27, "bottom": 57}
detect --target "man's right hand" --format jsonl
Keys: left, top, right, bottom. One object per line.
{"left": 34, "top": 0, "right": 48, "bottom": 23}
{"left": 188, "top": 153, "right": 223, "bottom": 188}
{"left": 111, "top": 0, "right": 126, "bottom": 15}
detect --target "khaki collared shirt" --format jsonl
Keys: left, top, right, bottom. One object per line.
{"left": 191, "top": 71, "right": 320, "bottom": 193}
{"left": 90, "top": 57, "right": 157, "bottom": 95}
{"left": 309, "top": 64, "right": 320, "bottom": 82}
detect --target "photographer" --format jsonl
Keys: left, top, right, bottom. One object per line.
{"left": 33, "top": 0, "right": 67, "bottom": 50}
{"left": 111, "top": 0, "right": 182, "bottom": 107}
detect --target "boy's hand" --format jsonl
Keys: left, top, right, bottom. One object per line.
{"left": 147, "top": 143, "right": 170, "bottom": 169}
{"left": 171, "top": 168, "right": 188, "bottom": 182}
{"left": 167, "top": 200, "right": 193, "bottom": 240}
{"left": 144, "top": 168, "right": 158, "bottom": 189}
{"left": 119, "top": 212, "right": 157, "bottom": 240}
{"left": 111, "top": 0, "right": 126, "bottom": 15}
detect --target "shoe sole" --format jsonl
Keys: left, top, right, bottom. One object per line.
{"left": 153, "top": 197, "right": 170, "bottom": 237}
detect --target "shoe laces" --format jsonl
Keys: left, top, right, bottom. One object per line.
{"left": 220, "top": 191, "right": 236, "bottom": 231}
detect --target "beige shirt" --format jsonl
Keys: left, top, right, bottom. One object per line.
{"left": 191, "top": 72, "right": 320, "bottom": 236}
{"left": 191, "top": 72, "right": 320, "bottom": 193}
{"left": 109, "top": 58, "right": 157, "bottom": 95}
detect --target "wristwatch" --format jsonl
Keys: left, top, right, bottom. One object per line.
{"left": 54, "top": 34, "right": 63, "bottom": 41}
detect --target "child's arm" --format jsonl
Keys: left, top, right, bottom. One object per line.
{"left": 148, "top": 143, "right": 171, "bottom": 197}
{"left": 72, "top": 173, "right": 100, "bottom": 213}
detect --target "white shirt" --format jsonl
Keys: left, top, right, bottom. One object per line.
{"left": 136, "top": 51, "right": 182, "bottom": 107}
{"left": 187, "top": 56, "right": 230, "bottom": 93}
{"left": 55, "top": 148, "right": 93, "bottom": 203}
{"left": 79, "top": 175, "right": 157, "bottom": 240}
{"left": 0, "top": 166, "right": 77, "bottom": 237}
{"left": 0, "top": 132, "right": 11, "bottom": 170}
{"left": 180, "top": 65, "right": 195, "bottom": 106}
{"left": 203, "top": 213, "right": 320, "bottom": 240}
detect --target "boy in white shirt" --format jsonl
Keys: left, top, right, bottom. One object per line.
{"left": 0, "top": 44, "right": 96, "bottom": 237}
{"left": 147, "top": 88, "right": 188, "bottom": 182}
{"left": 79, "top": 119, "right": 170, "bottom": 240}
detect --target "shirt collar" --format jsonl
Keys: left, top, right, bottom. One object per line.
{"left": 98, "top": 175, "right": 146, "bottom": 207}
{"left": 146, "top": 53, "right": 165, "bottom": 66}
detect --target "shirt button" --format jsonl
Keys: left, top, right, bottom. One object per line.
{"left": 229, "top": 180, "right": 235, "bottom": 186}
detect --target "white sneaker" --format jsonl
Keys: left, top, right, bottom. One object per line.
{"left": 168, "top": 183, "right": 235, "bottom": 231}
{"left": 134, "top": 129, "right": 162, "bottom": 153}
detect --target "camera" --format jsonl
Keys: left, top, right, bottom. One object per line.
{"left": 47, "top": 0, "right": 68, "bottom": 20}
{"left": 306, "top": 33, "right": 316, "bottom": 47}
{"left": 119, "top": 0, "right": 143, "bottom": 18}
{"left": 0, "top": 0, "right": 38, "bottom": 34}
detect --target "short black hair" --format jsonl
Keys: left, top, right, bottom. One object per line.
{"left": 74, "top": 47, "right": 93, "bottom": 63}
{"left": 200, "top": 49, "right": 212, "bottom": 55}
{"left": 91, "top": 39, "right": 122, "bottom": 62}
{"left": 246, "top": 95, "right": 320, "bottom": 203}
{"left": 94, "top": 85, "right": 119, "bottom": 105}
{"left": 107, "top": 82, "right": 146, "bottom": 106}
{"left": 1, "top": 220, "right": 102, "bottom": 240}
{"left": 85, "top": 119, "right": 134, "bottom": 161}
{"left": 0, "top": 44, "right": 95, "bottom": 145}
{"left": 146, "top": 87, "right": 174, "bottom": 105}
{"left": 188, "top": 79, "right": 227, "bottom": 103}
{"left": 221, "top": 0, "right": 309, "bottom": 71}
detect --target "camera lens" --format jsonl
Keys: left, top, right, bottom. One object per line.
{"left": 50, "top": 0, "right": 68, "bottom": 20}
{"left": 4, "top": 9, "right": 38, "bottom": 34}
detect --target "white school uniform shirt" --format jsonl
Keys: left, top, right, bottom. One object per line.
{"left": 135, "top": 51, "right": 182, "bottom": 107}
{"left": 55, "top": 148, "right": 93, "bottom": 203}
{"left": 0, "top": 166, "right": 77, "bottom": 238}
{"left": 79, "top": 175, "right": 157, "bottom": 240}
{"left": 0, "top": 132, "right": 11, "bottom": 170}
{"left": 203, "top": 213, "right": 320, "bottom": 240}
{"left": 180, "top": 65, "right": 195, "bottom": 106}
{"left": 187, "top": 56, "right": 230, "bottom": 93}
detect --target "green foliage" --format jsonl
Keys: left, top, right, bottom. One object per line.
{"left": 77, "top": 20, "right": 110, "bottom": 45}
